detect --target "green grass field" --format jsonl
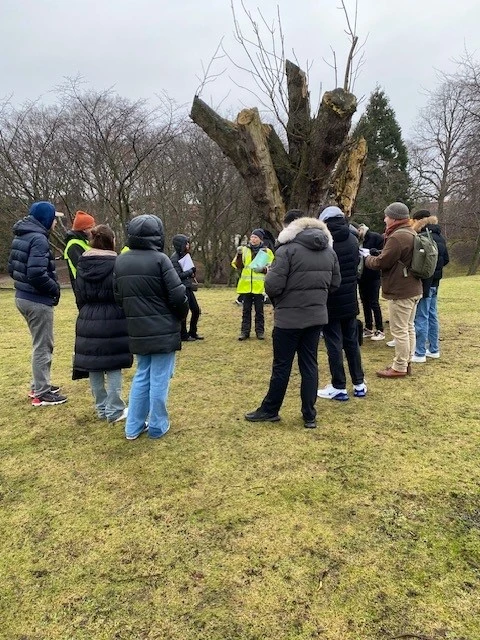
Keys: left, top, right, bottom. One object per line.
{"left": 0, "top": 277, "right": 479, "bottom": 640}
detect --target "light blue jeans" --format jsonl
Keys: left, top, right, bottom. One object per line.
{"left": 414, "top": 286, "right": 439, "bottom": 356}
{"left": 125, "top": 353, "right": 176, "bottom": 440}
{"left": 89, "top": 370, "right": 125, "bottom": 421}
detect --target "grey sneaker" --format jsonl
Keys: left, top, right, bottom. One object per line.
{"left": 32, "top": 391, "right": 68, "bottom": 407}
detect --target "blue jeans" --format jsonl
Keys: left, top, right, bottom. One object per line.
{"left": 126, "top": 353, "right": 176, "bottom": 439}
{"left": 89, "top": 370, "right": 125, "bottom": 421}
{"left": 414, "top": 287, "right": 439, "bottom": 356}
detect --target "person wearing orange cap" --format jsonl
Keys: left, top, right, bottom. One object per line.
{"left": 63, "top": 210, "right": 96, "bottom": 289}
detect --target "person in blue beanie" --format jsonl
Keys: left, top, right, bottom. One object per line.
{"left": 8, "top": 201, "right": 68, "bottom": 406}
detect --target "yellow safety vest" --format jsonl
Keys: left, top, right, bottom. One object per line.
{"left": 231, "top": 246, "right": 274, "bottom": 294}
{"left": 63, "top": 238, "right": 90, "bottom": 279}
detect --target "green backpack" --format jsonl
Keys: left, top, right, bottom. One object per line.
{"left": 395, "top": 228, "right": 438, "bottom": 280}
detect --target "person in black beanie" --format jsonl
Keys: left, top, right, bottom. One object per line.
{"left": 410, "top": 209, "right": 449, "bottom": 362}
{"left": 355, "top": 223, "right": 385, "bottom": 340}
{"left": 171, "top": 234, "right": 203, "bottom": 341}
{"left": 231, "top": 228, "right": 274, "bottom": 340}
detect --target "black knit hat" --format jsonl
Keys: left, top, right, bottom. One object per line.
{"left": 251, "top": 228, "right": 265, "bottom": 240}
{"left": 412, "top": 209, "right": 431, "bottom": 221}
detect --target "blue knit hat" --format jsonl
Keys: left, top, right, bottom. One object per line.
{"left": 28, "top": 201, "right": 56, "bottom": 229}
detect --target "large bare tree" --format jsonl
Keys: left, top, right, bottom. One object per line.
{"left": 190, "top": 1, "right": 367, "bottom": 230}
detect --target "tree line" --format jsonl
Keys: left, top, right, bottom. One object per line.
{"left": 2, "top": 53, "right": 480, "bottom": 278}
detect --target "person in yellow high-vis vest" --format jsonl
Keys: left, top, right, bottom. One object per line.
{"left": 63, "top": 210, "right": 96, "bottom": 290}
{"left": 231, "top": 229, "right": 274, "bottom": 340}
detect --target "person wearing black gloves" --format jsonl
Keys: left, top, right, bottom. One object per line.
{"left": 8, "top": 201, "right": 67, "bottom": 406}
{"left": 171, "top": 234, "right": 203, "bottom": 341}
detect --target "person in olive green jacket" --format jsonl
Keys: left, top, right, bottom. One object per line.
{"left": 231, "top": 229, "right": 274, "bottom": 341}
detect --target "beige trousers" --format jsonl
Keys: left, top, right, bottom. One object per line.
{"left": 388, "top": 297, "right": 421, "bottom": 372}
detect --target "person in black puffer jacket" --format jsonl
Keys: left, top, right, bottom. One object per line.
{"left": 317, "top": 206, "right": 367, "bottom": 401}
{"left": 73, "top": 225, "right": 133, "bottom": 422}
{"left": 245, "top": 211, "right": 341, "bottom": 428}
{"left": 8, "top": 201, "right": 67, "bottom": 406}
{"left": 114, "top": 214, "right": 188, "bottom": 441}
{"left": 411, "top": 210, "right": 450, "bottom": 360}
{"left": 171, "top": 234, "right": 203, "bottom": 341}
{"left": 356, "top": 223, "right": 385, "bottom": 340}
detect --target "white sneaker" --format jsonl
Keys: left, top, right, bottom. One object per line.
{"left": 371, "top": 331, "right": 385, "bottom": 341}
{"left": 317, "top": 384, "right": 349, "bottom": 401}
{"left": 353, "top": 382, "right": 367, "bottom": 398}
{"left": 113, "top": 407, "right": 128, "bottom": 423}
{"left": 386, "top": 340, "right": 396, "bottom": 347}
{"left": 426, "top": 350, "right": 440, "bottom": 359}
{"left": 411, "top": 354, "right": 427, "bottom": 363}
{"left": 363, "top": 328, "right": 374, "bottom": 338}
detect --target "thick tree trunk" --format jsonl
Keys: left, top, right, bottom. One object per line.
{"left": 328, "top": 137, "right": 368, "bottom": 216}
{"left": 191, "top": 97, "right": 285, "bottom": 229}
{"left": 191, "top": 60, "right": 361, "bottom": 229}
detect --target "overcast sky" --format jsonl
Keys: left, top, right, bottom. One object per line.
{"left": 2, "top": 0, "right": 479, "bottom": 137}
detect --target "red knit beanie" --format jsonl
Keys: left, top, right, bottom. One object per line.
{"left": 73, "top": 210, "right": 96, "bottom": 231}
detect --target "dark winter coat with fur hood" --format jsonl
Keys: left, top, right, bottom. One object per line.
{"left": 265, "top": 217, "right": 341, "bottom": 329}
{"left": 411, "top": 215, "right": 449, "bottom": 297}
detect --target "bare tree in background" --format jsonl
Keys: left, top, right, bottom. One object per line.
{"left": 58, "top": 81, "right": 182, "bottom": 241}
{"left": 409, "top": 79, "right": 470, "bottom": 216}
{"left": 191, "top": 0, "right": 367, "bottom": 230}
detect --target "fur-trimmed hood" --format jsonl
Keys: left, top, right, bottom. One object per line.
{"left": 277, "top": 217, "right": 333, "bottom": 250}
{"left": 411, "top": 215, "right": 438, "bottom": 233}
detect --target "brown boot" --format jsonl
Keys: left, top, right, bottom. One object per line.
{"left": 376, "top": 366, "right": 407, "bottom": 378}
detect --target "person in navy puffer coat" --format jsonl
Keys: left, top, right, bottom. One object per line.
{"left": 317, "top": 206, "right": 367, "bottom": 401}
{"left": 73, "top": 225, "right": 133, "bottom": 422}
{"left": 8, "top": 201, "right": 67, "bottom": 406}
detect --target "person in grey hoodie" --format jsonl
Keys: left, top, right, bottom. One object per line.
{"left": 245, "top": 211, "right": 341, "bottom": 429}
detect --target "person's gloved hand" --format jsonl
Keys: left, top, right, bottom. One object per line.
{"left": 191, "top": 266, "right": 196, "bottom": 275}
{"left": 369, "top": 248, "right": 381, "bottom": 256}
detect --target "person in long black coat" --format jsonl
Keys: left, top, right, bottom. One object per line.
{"left": 73, "top": 225, "right": 133, "bottom": 422}
{"left": 317, "top": 206, "right": 367, "bottom": 401}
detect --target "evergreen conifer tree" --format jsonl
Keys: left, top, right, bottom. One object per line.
{"left": 353, "top": 87, "right": 411, "bottom": 230}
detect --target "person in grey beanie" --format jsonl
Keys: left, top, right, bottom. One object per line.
{"left": 365, "top": 202, "right": 422, "bottom": 378}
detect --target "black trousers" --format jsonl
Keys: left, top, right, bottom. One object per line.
{"left": 241, "top": 293, "right": 264, "bottom": 336}
{"left": 260, "top": 325, "right": 322, "bottom": 422}
{"left": 181, "top": 289, "right": 201, "bottom": 338}
{"left": 358, "top": 278, "right": 383, "bottom": 332}
{"left": 323, "top": 317, "right": 364, "bottom": 389}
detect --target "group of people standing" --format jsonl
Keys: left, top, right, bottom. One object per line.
{"left": 235, "top": 203, "right": 448, "bottom": 428}
{"left": 8, "top": 203, "right": 201, "bottom": 440}
{"left": 8, "top": 197, "right": 448, "bottom": 436}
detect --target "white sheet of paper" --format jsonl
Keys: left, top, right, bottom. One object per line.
{"left": 359, "top": 248, "right": 370, "bottom": 257}
{"left": 178, "top": 254, "right": 194, "bottom": 271}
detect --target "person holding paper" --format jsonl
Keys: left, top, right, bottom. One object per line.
{"left": 171, "top": 234, "right": 203, "bottom": 341}
{"left": 231, "top": 229, "right": 274, "bottom": 340}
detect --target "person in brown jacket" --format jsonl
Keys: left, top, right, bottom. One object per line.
{"left": 365, "top": 202, "right": 422, "bottom": 378}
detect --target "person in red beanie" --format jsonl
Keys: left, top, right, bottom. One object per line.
{"left": 63, "top": 210, "right": 96, "bottom": 290}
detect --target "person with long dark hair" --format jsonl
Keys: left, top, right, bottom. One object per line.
{"left": 73, "top": 225, "right": 133, "bottom": 422}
